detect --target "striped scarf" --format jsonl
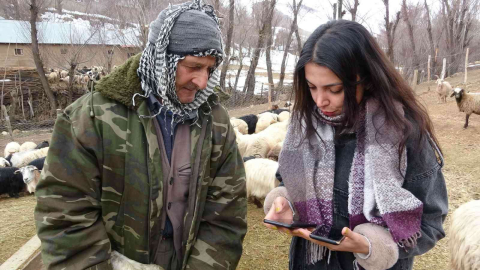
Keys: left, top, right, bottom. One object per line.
{"left": 279, "top": 98, "right": 423, "bottom": 264}
{"left": 136, "top": 0, "right": 223, "bottom": 124}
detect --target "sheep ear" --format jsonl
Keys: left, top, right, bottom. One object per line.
{"left": 450, "top": 92, "right": 455, "bottom": 97}
{"left": 14, "top": 170, "right": 20, "bottom": 174}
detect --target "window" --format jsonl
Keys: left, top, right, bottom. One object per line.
{"left": 107, "top": 49, "right": 114, "bottom": 55}
{"left": 127, "top": 52, "right": 135, "bottom": 58}
{"left": 61, "top": 48, "right": 68, "bottom": 54}
{"left": 14, "top": 48, "right": 23, "bottom": 56}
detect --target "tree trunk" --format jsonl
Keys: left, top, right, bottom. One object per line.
{"left": 278, "top": 0, "right": 303, "bottom": 88}
{"left": 424, "top": 0, "right": 436, "bottom": 79}
{"left": 30, "top": 0, "right": 57, "bottom": 116}
{"left": 351, "top": 0, "right": 359, "bottom": 21}
{"left": 243, "top": 0, "right": 277, "bottom": 99}
{"left": 56, "top": 0, "right": 63, "bottom": 14}
{"left": 265, "top": 18, "right": 275, "bottom": 102}
{"left": 220, "top": 0, "right": 235, "bottom": 90}
{"left": 68, "top": 64, "right": 76, "bottom": 104}
{"left": 401, "top": 0, "right": 418, "bottom": 78}
{"left": 294, "top": 25, "right": 302, "bottom": 56}
{"left": 383, "top": 0, "right": 400, "bottom": 65}
{"left": 12, "top": 0, "right": 21, "bottom": 19}
{"left": 337, "top": 0, "right": 344, "bottom": 19}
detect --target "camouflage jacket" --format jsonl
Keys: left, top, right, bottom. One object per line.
{"left": 34, "top": 54, "right": 247, "bottom": 270}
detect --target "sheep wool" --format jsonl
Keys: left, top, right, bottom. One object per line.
{"left": 244, "top": 158, "right": 279, "bottom": 208}
{"left": 20, "top": 142, "right": 37, "bottom": 152}
{"left": 449, "top": 200, "right": 480, "bottom": 270}
{"left": 255, "top": 112, "right": 278, "bottom": 133}
{"left": 230, "top": 118, "right": 248, "bottom": 135}
{"left": 278, "top": 111, "right": 291, "bottom": 122}
{"left": 111, "top": 251, "right": 162, "bottom": 270}
{"left": 4, "top": 142, "right": 20, "bottom": 158}
{"left": 436, "top": 79, "right": 452, "bottom": 103}
{"left": 11, "top": 147, "right": 49, "bottom": 168}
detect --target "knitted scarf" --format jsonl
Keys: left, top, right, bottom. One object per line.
{"left": 136, "top": 0, "right": 223, "bottom": 124}
{"left": 278, "top": 98, "right": 423, "bottom": 264}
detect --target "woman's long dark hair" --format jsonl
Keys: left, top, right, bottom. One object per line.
{"left": 293, "top": 19, "right": 441, "bottom": 160}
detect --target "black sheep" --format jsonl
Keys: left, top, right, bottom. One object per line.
{"left": 0, "top": 167, "right": 24, "bottom": 198}
{"left": 35, "top": 141, "right": 49, "bottom": 149}
{"left": 238, "top": 114, "right": 258, "bottom": 134}
{"left": 28, "top": 156, "right": 46, "bottom": 171}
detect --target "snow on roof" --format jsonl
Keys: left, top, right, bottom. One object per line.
{"left": 0, "top": 20, "right": 140, "bottom": 47}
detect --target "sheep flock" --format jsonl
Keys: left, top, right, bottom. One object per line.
{"left": 0, "top": 141, "right": 49, "bottom": 198}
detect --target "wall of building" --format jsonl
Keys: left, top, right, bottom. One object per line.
{"left": 0, "top": 43, "right": 140, "bottom": 70}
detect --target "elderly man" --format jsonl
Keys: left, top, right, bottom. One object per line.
{"left": 34, "top": 1, "right": 247, "bottom": 269}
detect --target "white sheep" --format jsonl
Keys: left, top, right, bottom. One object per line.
{"left": 278, "top": 111, "right": 290, "bottom": 122}
{"left": 235, "top": 121, "right": 288, "bottom": 159}
{"left": 244, "top": 158, "right": 280, "bottom": 208}
{"left": 10, "top": 147, "right": 49, "bottom": 168}
{"left": 230, "top": 117, "right": 248, "bottom": 135}
{"left": 15, "top": 165, "right": 40, "bottom": 193}
{"left": 255, "top": 112, "right": 278, "bottom": 133}
{"left": 436, "top": 78, "right": 452, "bottom": 103}
{"left": 111, "top": 251, "right": 162, "bottom": 270}
{"left": 60, "top": 70, "right": 68, "bottom": 78}
{"left": 267, "top": 141, "right": 284, "bottom": 161}
{"left": 47, "top": 71, "right": 58, "bottom": 84}
{"left": 19, "top": 141, "right": 37, "bottom": 152}
{"left": 0, "top": 157, "right": 11, "bottom": 168}
{"left": 450, "top": 88, "right": 480, "bottom": 128}
{"left": 449, "top": 200, "right": 480, "bottom": 270}
{"left": 4, "top": 142, "right": 20, "bottom": 158}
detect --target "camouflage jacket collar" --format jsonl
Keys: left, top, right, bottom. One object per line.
{"left": 94, "top": 53, "right": 219, "bottom": 112}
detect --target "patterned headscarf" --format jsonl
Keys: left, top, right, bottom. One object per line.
{"left": 136, "top": 0, "right": 223, "bottom": 124}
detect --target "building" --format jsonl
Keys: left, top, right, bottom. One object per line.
{"left": 0, "top": 19, "right": 141, "bottom": 70}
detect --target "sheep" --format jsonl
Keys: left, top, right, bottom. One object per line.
{"left": 244, "top": 158, "right": 280, "bottom": 208}
{"left": 15, "top": 165, "right": 40, "bottom": 193}
{"left": 111, "top": 250, "right": 162, "bottom": 270}
{"left": 0, "top": 167, "right": 24, "bottom": 198}
{"left": 267, "top": 141, "right": 284, "bottom": 161}
{"left": 230, "top": 117, "right": 248, "bottom": 135}
{"left": 0, "top": 157, "right": 11, "bottom": 168}
{"left": 35, "top": 141, "right": 49, "bottom": 149}
{"left": 255, "top": 112, "right": 278, "bottom": 133}
{"left": 238, "top": 114, "right": 258, "bottom": 134}
{"left": 60, "top": 70, "right": 68, "bottom": 78}
{"left": 4, "top": 142, "right": 20, "bottom": 158}
{"left": 450, "top": 88, "right": 480, "bottom": 128}
{"left": 278, "top": 111, "right": 290, "bottom": 122}
{"left": 47, "top": 71, "right": 58, "bottom": 84}
{"left": 449, "top": 200, "right": 480, "bottom": 270}
{"left": 235, "top": 121, "right": 288, "bottom": 159}
{"left": 19, "top": 141, "right": 37, "bottom": 152}
{"left": 435, "top": 78, "right": 452, "bottom": 103}
{"left": 10, "top": 147, "right": 49, "bottom": 168}
{"left": 28, "top": 156, "right": 46, "bottom": 171}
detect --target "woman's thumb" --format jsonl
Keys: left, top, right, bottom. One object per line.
{"left": 342, "top": 227, "right": 355, "bottom": 239}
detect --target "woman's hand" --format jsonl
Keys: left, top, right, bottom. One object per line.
{"left": 292, "top": 227, "right": 370, "bottom": 255}
{"left": 263, "top": 196, "right": 294, "bottom": 234}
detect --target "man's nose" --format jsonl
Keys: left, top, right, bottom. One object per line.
{"left": 191, "top": 69, "right": 209, "bottom": 90}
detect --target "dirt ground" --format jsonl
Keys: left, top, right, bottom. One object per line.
{"left": 1, "top": 70, "right": 480, "bottom": 268}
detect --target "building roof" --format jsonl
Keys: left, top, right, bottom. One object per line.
{"left": 0, "top": 20, "right": 140, "bottom": 47}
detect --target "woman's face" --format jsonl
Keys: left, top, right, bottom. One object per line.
{"left": 305, "top": 62, "right": 364, "bottom": 117}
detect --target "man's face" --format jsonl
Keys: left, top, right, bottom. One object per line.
{"left": 175, "top": 55, "right": 216, "bottom": 104}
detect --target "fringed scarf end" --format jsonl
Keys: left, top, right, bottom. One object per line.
{"left": 398, "top": 231, "right": 422, "bottom": 251}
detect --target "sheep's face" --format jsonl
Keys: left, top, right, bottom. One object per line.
{"left": 451, "top": 88, "right": 464, "bottom": 100}
{"left": 16, "top": 165, "right": 38, "bottom": 184}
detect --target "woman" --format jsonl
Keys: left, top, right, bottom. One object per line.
{"left": 263, "top": 20, "right": 448, "bottom": 270}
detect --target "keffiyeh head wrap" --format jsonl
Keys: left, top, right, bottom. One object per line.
{"left": 136, "top": 0, "right": 223, "bottom": 124}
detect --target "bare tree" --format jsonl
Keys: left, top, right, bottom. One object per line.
{"left": 337, "top": 0, "right": 345, "bottom": 19}
{"left": 344, "top": 0, "right": 360, "bottom": 21}
{"left": 243, "top": 0, "right": 277, "bottom": 99}
{"left": 401, "top": 0, "right": 419, "bottom": 76}
{"left": 441, "top": 0, "right": 479, "bottom": 75}
{"left": 424, "top": 0, "right": 437, "bottom": 79}
{"left": 278, "top": 0, "right": 303, "bottom": 88}
{"left": 383, "top": 0, "right": 401, "bottom": 64}
{"left": 219, "top": 0, "right": 235, "bottom": 90}
{"left": 29, "top": 0, "right": 57, "bottom": 115}
{"left": 55, "top": 0, "right": 64, "bottom": 14}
